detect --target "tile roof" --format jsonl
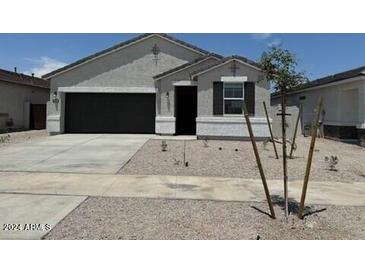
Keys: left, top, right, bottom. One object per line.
{"left": 271, "top": 65, "right": 365, "bottom": 97}
{"left": 153, "top": 54, "right": 222, "bottom": 80}
{"left": 0, "top": 68, "right": 49, "bottom": 89}
{"left": 42, "top": 33, "right": 215, "bottom": 79}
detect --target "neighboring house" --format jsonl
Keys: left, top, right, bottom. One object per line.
{"left": 271, "top": 66, "right": 365, "bottom": 144}
{"left": 0, "top": 68, "right": 50, "bottom": 131}
{"left": 43, "top": 33, "right": 271, "bottom": 139}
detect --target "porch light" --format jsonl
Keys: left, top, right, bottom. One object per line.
{"left": 52, "top": 91, "right": 59, "bottom": 104}
{"left": 165, "top": 91, "right": 169, "bottom": 98}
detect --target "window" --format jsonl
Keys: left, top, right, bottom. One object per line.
{"left": 224, "top": 82, "right": 244, "bottom": 114}
{"left": 299, "top": 96, "right": 306, "bottom": 100}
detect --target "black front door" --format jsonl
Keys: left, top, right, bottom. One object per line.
{"left": 175, "top": 86, "right": 197, "bottom": 135}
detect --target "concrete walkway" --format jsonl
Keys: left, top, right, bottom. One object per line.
{"left": 0, "top": 171, "right": 364, "bottom": 206}
{"left": 1, "top": 171, "right": 364, "bottom": 239}
{"left": 0, "top": 193, "right": 86, "bottom": 239}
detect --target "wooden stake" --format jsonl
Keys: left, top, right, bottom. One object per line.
{"left": 280, "top": 90, "right": 289, "bottom": 217}
{"left": 243, "top": 103, "right": 276, "bottom": 219}
{"left": 298, "top": 97, "right": 323, "bottom": 219}
{"left": 263, "top": 101, "right": 279, "bottom": 159}
{"left": 289, "top": 104, "right": 302, "bottom": 158}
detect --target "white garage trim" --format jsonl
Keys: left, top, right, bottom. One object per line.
{"left": 57, "top": 86, "right": 156, "bottom": 94}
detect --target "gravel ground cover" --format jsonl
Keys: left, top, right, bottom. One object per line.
{"left": 44, "top": 197, "right": 365, "bottom": 240}
{"left": 0, "top": 130, "right": 47, "bottom": 148}
{"left": 121, "top": 136, "right": 365, "bottom": 182}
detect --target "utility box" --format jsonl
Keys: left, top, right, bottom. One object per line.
{"left": 303, "top": 124, "right": 311, "bottom": 137}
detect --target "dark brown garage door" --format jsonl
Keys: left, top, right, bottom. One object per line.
{"left": 65, "top": 93, "right": 155, "bottom": 133}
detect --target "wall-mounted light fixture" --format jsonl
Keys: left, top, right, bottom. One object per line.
{"left": 165, "top": 91, "right": 169, "bottom": 98}
{"left": 52, "top": 91, "right": 59, "bottom": 104}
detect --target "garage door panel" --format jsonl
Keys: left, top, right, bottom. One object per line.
{"left": 65, "top": 93, "right": 155, "bottom": 133}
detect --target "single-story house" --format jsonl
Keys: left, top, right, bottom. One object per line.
{"left": 0, "top": 68, "right": 50, "bottom": 131}
{"left": 43, "top": 33, "right": 271, "bottom": 139}
{"left": 271, "top": 66, "right": 365, "bottom": 144}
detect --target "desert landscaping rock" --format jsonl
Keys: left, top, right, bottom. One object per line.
{"left": 121, "top": 136, "right": 365, "bottom": 182}
{"left": 0, "top": 130, "right": 47, "bottom": 148}
{"left": 44, "top": 197, "right": 365, "bottom": 240}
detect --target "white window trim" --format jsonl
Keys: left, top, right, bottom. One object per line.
{"left": 223, "top": 82, "right": 245, "bottom": 116}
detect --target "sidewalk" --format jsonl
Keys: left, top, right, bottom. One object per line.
{"left": 0, "top": 171, "right": 364, "bottom": 206}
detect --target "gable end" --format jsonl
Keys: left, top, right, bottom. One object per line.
{"left": 43, "top": 33, "right": 212, "bottom": 80}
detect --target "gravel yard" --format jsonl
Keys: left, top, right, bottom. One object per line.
{"left": 0, "top": 130, "right": 47, "bottom": 148}
{"left": 44, "top": 197, "right": 365, "bottom": 240}
{"left": 121, "top": 136, "right": 365, "bottom": 182}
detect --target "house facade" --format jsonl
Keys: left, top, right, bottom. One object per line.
{"left": 0, "top": 68, "right": 49, "bottom": 131}
{"left": 271, "top": 66, "right": 365, "bottom": 144}
{"left": 43, "top": 33, "right": 271, "bottom": 139}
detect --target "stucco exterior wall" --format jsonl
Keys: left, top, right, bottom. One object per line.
{"left": 49, "top": 35, "right": 202, "bottom": 92}
{"left": 0, "top": 81, "right": 49, "bottom": 129}
{"left": 196, "top": 62, "right": 270, "bottom": 117}
{"left": 47, "top": 35, "right": 204, "bottom": 134}
{"left": 271, "top": 79, "right": 365, "bottom": 129}
{"left": 194, "top": 61, "right": 271, "bottom": 139}
{"left": 270, "top": 104, "right": 300, "bottom": 139}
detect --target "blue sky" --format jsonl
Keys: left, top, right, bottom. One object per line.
{"left": 0, "top": 33, "right": 365, "bottom": 79}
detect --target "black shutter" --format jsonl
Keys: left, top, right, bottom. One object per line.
{"left": 213, "top": 81, "right": 223, "bottom": 115}
{"left": 244, "top": 82, "right": 255, "bottom": 116}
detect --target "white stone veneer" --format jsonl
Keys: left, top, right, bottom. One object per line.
{"left": 47, "top": 115, "right": 61, "bottom": 135}
{"left": 155, "top": 116, "right": 176, "bottom": 135}
{"left": 196, "top": 116, "right": 271, "bottom": 138}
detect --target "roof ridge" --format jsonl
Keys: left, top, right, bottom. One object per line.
{"left": 271, "top": 65, "right": 365, "bottom": 96}
{"left": 0, "top": 68, "right": 49, "bottom": 89}
{"left": 156, "top": 33, "right": 212, "bottom": 55}
{"left": 299, "top": 65, "right": 365, "bottom": 89}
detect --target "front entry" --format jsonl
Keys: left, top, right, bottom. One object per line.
{"left": 175, "top": 86, "right": 197, "bottom": 135}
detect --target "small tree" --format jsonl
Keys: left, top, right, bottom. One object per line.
{"left": 260, "top": 46, "right": 307, "bottom": 217}
{"left": 260, "top": 46, "right": 308, "bottom": 93}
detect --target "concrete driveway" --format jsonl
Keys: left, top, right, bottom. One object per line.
{"left": 0, "top": 134, "right": 152, "bottom": 174}
{"left": 0, "top": 133, "right": 151, "bottom": 239}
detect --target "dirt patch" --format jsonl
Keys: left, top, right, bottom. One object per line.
{"left": 0, "top": 130, "right": 47, "bottom": 148}
{"left": 44, "top": 197, "right": 365, "bottom": 240}
{"left": 120, "top": 136, "right": 365, "bottom": 182}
